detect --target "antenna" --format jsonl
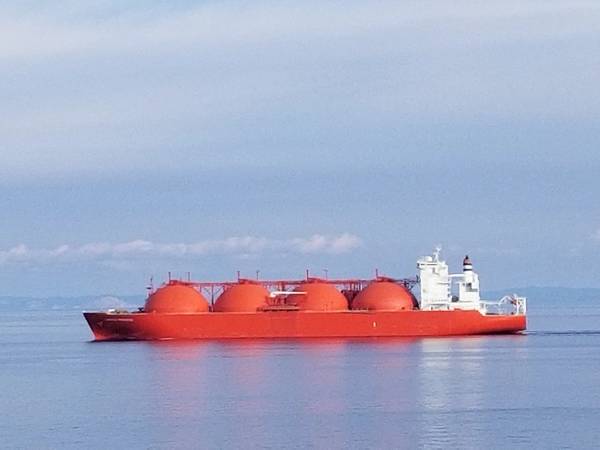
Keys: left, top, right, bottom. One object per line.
{"left": 146, "top": 276, "right": 154, "bottom": 293}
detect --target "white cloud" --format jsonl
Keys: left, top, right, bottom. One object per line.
{"left": 2, "top": 1, "right": 600, "bottom": 182}
{"left": 0, "top": 233, "right": 362, "bottom": 266}
{"left": 292, "top": 233, "right": 362, "bottom": 254}
{"left": 592, "top": 229, "right": 600, "bottom": 242}
{"left": 2, "top": 1, "right": 598, "bottom": 61}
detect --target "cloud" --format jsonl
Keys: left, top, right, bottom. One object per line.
{"left": 592, "top": 229, "right": 600, "bottom": 242}
{"left": 2, "top": 1, "right": 598, "bottom": 61}
{"left": 2, "top": 1, "right": 600, "bottom": 182}
{"left": 0, "top": 234, "right": 362, "bottom": 267}
{"left": 292, "top": 233, "right": 362, "bottom": 254}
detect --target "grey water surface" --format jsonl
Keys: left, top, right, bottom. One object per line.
{"left": 1, "top": 299, "right": 600, "bottom": 449}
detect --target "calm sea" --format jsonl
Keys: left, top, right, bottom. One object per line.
{"left": 1, "top": 302, "right": 600, "bottom": 449}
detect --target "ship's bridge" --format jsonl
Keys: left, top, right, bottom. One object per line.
{"left": 416, "top": 248, "right": 526, "bottom": 316}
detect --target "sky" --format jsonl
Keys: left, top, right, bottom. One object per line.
{"left": 1, "top": 0, "right": 600, "bottom": 296}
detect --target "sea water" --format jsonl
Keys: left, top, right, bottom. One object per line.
{"left": 1, "top": 302, "right": 600, "bottom": 449}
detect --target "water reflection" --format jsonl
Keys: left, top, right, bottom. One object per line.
{"left": 6, "top": 308, "right": 600, "bottom": 449}
{"left": 135, "top": 342, "right": 211, "bottom": 447}
{"left": 414, "top": 336, "right": 530, "bottom": 448}
{"left": 53, "top": 333, "right": 551, "bottom": 449}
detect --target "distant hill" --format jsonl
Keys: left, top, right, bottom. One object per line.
{"left": 484, "top": 287, "right": 600, "bottom": 310}
{"left": 0, "top": 295, "right": 144, "bottom": 312}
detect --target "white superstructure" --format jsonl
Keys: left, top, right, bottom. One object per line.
{"left": 416, "top": 248, "right": 526, "bottom": 315}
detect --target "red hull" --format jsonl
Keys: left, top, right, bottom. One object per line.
{"left": 83, "top": 310, "right": 526, "bottom": 341}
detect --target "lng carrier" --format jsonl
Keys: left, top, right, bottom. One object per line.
{"left": 83, "top": 249, "right": 526, "bottom": 340}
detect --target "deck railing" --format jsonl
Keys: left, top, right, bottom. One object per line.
{"left": 480, "top": 295, "right": 527, "bottom": 316}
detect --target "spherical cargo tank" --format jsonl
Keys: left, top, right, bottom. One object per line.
{"left": 213, "top": 280, "right": 270, "bottom": 312}
{"left": 145, "top": 281, "right": 210, "bottom": 313}
{"left": 288, "top": 279, "right": 349, "bottom": 311}
{"left": 352, "top": 278, "right": 416, "bottom": 311}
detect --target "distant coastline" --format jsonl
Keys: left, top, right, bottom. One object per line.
{"left": 1, "top": 287, "right": 598, "bottom": 312}
{"left": 0, "top": 295, "right": 144, "bottom": 312}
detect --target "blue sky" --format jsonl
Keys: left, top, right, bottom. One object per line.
{"left": 1, "top": 1, "right": 599, "bottom": 296}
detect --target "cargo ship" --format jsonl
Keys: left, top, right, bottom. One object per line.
{"left": 83, "top": 249, "right": 526, "bottom": 340}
